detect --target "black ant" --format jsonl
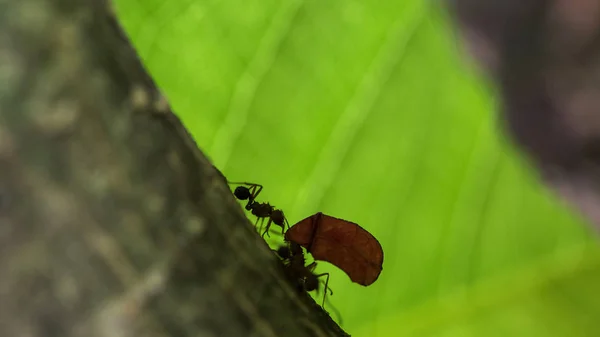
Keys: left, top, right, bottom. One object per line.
{"left": 229, "top": 181, "right": 262, "bottom": 210}
{"left": 275, "top": 242, "right": 332, "bottom": 308}
{"left": 228, "top": 182, "right": 290, "bottom": 237}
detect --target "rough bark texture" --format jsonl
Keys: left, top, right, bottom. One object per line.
{"left": 0, "top": 0, "right": 349, "bottom": 336}
{"left": 445, "top": 0, "right": 600, "bottom": 232}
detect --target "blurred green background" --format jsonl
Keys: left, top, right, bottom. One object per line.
{"left": 113, "top": 0, "right": 600, "bottom": 336}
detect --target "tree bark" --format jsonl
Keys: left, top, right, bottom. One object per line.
{"left": 0, "top": 0, "right": 349, "bottom": 336}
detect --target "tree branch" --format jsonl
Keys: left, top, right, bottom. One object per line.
{"left": 0, "top": 0, "right": 349, "bottom": 336}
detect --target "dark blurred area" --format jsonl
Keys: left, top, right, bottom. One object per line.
{"left": 446, "top": 0, "right": 600, "bottom": 231}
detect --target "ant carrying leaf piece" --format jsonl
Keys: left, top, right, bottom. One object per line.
{"left": 285, "top": 212, "right": 384, "bottom": 286}
{"left": 228, "top": 182, "right": 290, "bottom": 237}
{"left": 275, "top": 242, "right": 333, "bottom": 308}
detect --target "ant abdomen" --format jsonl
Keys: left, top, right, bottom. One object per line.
{"left": 271, "top": 210, "right": 285, "bottom": 226}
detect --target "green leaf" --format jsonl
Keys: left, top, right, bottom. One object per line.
{"left": 113, "top": 0, "right": 599, "bottom": 335}
{"left": 356, "top": 246, "right": 600, "bottom": 337}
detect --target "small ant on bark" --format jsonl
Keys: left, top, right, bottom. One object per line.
{"left": 228, "top": 182, "right": 290, "bottom": 237}
{"left": 275, "top": 242, "right": 332, "bottom": 307}
{"left": 229, "top": 181, "right": 262, "bottom": 210}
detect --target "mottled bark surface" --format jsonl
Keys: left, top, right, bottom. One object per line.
{"left": 0, "top": 0, "right": 348, "bottom": 336}
{"left": 446, "top": 0, "right": 600, "bottom": 232}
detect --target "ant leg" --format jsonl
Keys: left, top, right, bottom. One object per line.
{"left": 260, "top": 217, "right": 267, "bottom": 234}
{"left": 316, "top": 273, "right": 331, "bottom": 307}
{"left": 324, "top": 298, "right": 343, "bottom": 326}
{"left": 262, "top": 218, "right": 273, "bottom": 238}
{"left": 267, "top": 228, "right": 284, "bottom": 237}
{"left": 253, "top": 217, "right": 259, "bottom": 232}
{"left": 254, "top": 216, "right": 263, "bottom": 233}
{"left": 283, "top": 216, "right": 290, "bottom": 235}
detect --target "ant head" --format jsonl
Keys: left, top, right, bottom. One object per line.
{"left": 304, "top": 274, "right": 319, "bottom": 292}
{"left": 276, "top": 245, "right": 292, "bottom": 260}
{"left": 292, "top": 278, "right": 305, "bottom": 292}
{"left": 289, "top": 242, "right": 303, "bottom": 256}
{"left": 233, "top": 186, "right": 251, "bottom": 200}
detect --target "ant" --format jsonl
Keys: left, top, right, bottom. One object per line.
{"left": 275, "top": 242, "right": 332, "bottom": 308}
{"left": 229, "top": 181, "right": 262, "bottom": 210}
{"left": 228, "top": 182, "right": 290, "bottom": 238}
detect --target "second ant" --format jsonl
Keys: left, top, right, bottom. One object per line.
{"left": 275, "top": 242, "right": 333, "bottom": 307}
